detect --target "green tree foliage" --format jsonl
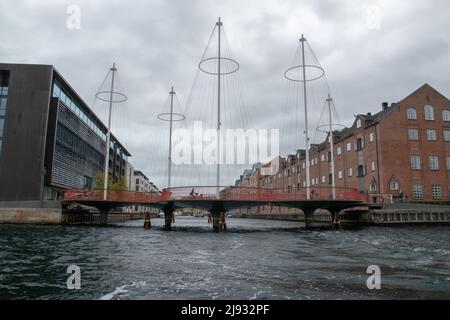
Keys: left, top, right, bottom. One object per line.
{"left": 94, "top": 171, "right": 127, "bottom": 191}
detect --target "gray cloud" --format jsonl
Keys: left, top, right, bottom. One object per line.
{"left": 1, "top": 0, "right": 449, "bottom": 188}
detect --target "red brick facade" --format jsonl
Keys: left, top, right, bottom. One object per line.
{"left": 235, "top": 84, "right": 450, "bottom": 203}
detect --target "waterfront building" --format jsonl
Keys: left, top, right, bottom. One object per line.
{"left": 0, "top": 63, "right": 131, "bottom": 201}
{"left": 236, "top": 84, "right": 450, "bottom": 203}
{"left": 132, "top": 170, "right": 159, "bottom": 214}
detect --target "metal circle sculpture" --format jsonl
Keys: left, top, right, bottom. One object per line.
{"left": 316, "top": 123, "right": 345, "bottom": 133}
{"left": 283, "top": 65, "right": 325, "bottom": 82}
{"left": 95, "top": 91, "right": 128, "bottom": 103}
{"left": 198, "top": 57, "right": 240, "bottom": 75}
{"left": 157, "top": 112, "right": 185, "bottom": 122}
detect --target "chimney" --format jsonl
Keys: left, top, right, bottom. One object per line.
{"left": 367, "top": 112, "right": 372, "bottom": 116}
{"left": 382, "top": 102, "right": 389, "bottom": 110}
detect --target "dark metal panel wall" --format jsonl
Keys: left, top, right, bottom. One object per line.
{"left": 0, "top": 64, "right": 53, "bottom": 201}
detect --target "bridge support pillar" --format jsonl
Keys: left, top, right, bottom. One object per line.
{"left": 163, "top": 208, "right": 174, "bottom": 231}
{"left": 100, "top": 208, "right": 109, "bottom": 226}
{"left": 330, "top": 209, "right": 341, "bottom": 229}
{"left": 210, "top": 210, "right": 227, "bottom": 232}
{"left": 144, "top": 212, "right": 152, "bottom": 229}
{"left": 303, "top": 208, "right": 315, "bottom": 230}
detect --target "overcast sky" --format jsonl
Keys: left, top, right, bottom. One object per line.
{"left": 1, "top": 0, "right": 450, "bottom": 188}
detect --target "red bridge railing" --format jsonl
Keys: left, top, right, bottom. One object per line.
{"left": 64, "top": 186, "right": 367, "bottom": 203}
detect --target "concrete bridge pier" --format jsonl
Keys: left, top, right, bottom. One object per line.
{"left": 210, "top": 210, "right": 227, "bottom": 232}
{"left": 99, "top": 208, "right": 109, "bottom": 226}
{"left": 163, "top": 207, "right": 174, "bottom": 230}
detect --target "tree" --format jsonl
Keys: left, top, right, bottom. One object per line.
{"left": 94, "top": 171, "right": 127, "bottom": 191}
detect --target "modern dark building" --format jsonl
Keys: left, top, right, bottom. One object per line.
{"left": 0, "top": 63, "right": 131, "bottom": 201}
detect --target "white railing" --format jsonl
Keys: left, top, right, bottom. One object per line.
{"left": 368, "top": 193, "right": 394, "bottom": 204}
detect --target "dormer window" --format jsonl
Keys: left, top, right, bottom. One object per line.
{"left": 356, "top": 119, "right": 362, "bottom": 128}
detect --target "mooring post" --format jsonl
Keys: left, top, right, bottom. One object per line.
{"left": 163, "top": 208, "right": 174, "bottom": 230}
{"left": 144, "top": 212, "right": 151, "bottom": 229}
{"left": 303, "top": 208, "right": 315, "bottom": 230}
{"left": 100, "top": 208, "right": 109, "bottom": 226}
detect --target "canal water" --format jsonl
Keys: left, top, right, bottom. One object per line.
{"left": 0, "top": 217, "right": 449, "bottom": 300}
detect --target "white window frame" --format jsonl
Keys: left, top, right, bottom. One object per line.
{"left": 337, "top": 147, "right": 342, "bottom": 155}
{"left": 412, "top": 184, "right": 423, "bottom": 200}
{"left": 408, "top": 128, "right": 419, "bottom": 140}
{"left": 356, "top": 119, "right": 362, "bottom": 128}
{"left": 424, "top": 105, "right": 434, "bottom": 121}
{"left": 369, "top": 132, "right": 374, "bottom": 142}
{"left": 346, "top": 143, "right": 352, "bottom": 152}
{"left": 432, "top": 184, "right": 442, "bottom": 200}
{"left": 429, "top": 155, "right": 439, "bottom": 171}
{"left": 443, "top": 110, "right": 450, "bottom": 121}
{"left": 444, "top": 130, "right": 450, "bottom": 142}
{"left": 407, "top": 107, "right": 417, "bottom": 120}
{"left": 410, "top": 155, "right": 421, "bottom": 170}
{"left": 338, "top": 171, "right": 342, "bottom": 179}
{"left": 426, "top": 129, "right": 437, "bottom": 141}
{"left": 348, "top": 168, "right": 353, "bottom": 177}
{"left": 371, "top": 161, "right": 375, "bottom": 172}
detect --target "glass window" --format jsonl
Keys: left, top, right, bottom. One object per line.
{"left": 0, "top": 98, "right": 7, "bottom": 116}
{"left": 408, "top": 129, "right": 419, "bottom": 140}
{"left": 426, "top": 130, "right": 437, "bottom": 141}
{"left": 356, "top": 119, "right": 362, "bottom": 128}
{"left": 53, "top": 84, "right": 61, "bottom": 98}
{"left": 0, "top": 118, "right": 4, "bottom": 137}
{"left": 411, "top": 155, "right": 421, "bottom": 170}
{"left": 390, "top": 179, "right": 399, "bottom": 190}
{"left": 412, "top": 184, "right": 423, "bottom": 200}
{"left": 337, "top": 147, "right": 342, "bottom": 155}
{"left": 371, "top": 161, "right": 375, "bottom": 171}
{"left": 424, "top": 105, "right": 434, "bottom": 120}
{"left": 407, "top": 107, "right": 417, "bottom": 120}
{"left": 447, "top": 157, "right": 450, "bottom": 170}
{"left": 444, "top": 130, "right": 450, "bottom": 142}
{"left": 443, "top": 110, "right": 450, "bottom": 121}
{"left": 338, "top": 171, "right": 342, "bottom": 179}
{"left": 348, "top": 168, "right": 352, "bottom": 177}
{"left": 346, "top": 143, "right": 351, "bottom": 151}
{"left": 369, "top": 132, "right": 374, "bottom": 142}
{"left": 432, "top": 185, "right": 441, "bottom": 200}
{"left": 429, "top": 155, "right": 439, "bottom": 170}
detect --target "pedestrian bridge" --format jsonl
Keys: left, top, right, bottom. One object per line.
{"left": 64, "top": 186, "right": 368, "bottom": 231}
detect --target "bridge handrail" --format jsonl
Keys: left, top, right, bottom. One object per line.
{"left": 64, "top": 186, "right": 367, "bottom": 203}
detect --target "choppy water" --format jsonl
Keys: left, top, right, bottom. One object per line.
{"left": 0, "top": 217, "right": 449, "bottom": 300}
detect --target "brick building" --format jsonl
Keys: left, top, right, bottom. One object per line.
{"left": 235, "top": 84, "right": 450, "bottom": 203}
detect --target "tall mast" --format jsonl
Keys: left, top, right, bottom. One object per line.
{"left": 216, "top": 17, "right": 222, "bottom": 196}
{"left": 168, "top": 87, "right": 175, "bottom": 188}
{"left": 327, "top": 94, "right": 336, "bottom": 200}
{"left": 300, "top": 35, "right": 310, "bottom": 199}
{"left": 103, "top": 62, "right": 116, "bottom": 200}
